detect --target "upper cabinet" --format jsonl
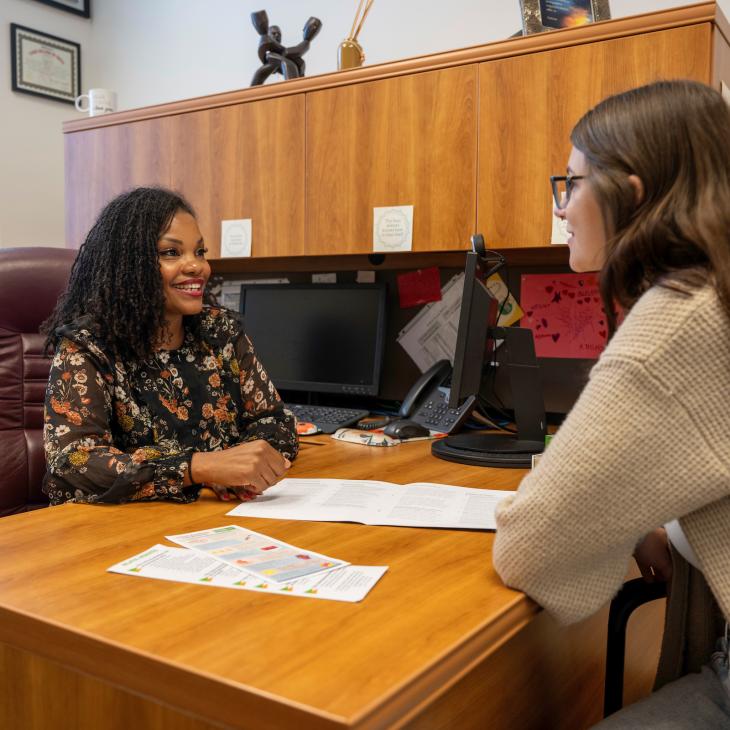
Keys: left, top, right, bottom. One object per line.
{"left": 168, "top": 95, "right": 305, "bottom": 258}
{"left": 305, "top": 65, "right": 477, "bottom": 254}
{"left": 63, "top": 2, "right": 729, "bottom": 257}
{"left": 64, "top": 117, "right": 172, "bottom": 247}
{"left": 478, "top": 24, "right": 712, "bottom": 248}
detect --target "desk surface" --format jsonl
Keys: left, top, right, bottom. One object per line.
{"left": 0, "top": 438, "right": 660, "bottom": 730}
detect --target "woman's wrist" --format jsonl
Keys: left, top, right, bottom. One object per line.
{"left": 189, "top": 451, "right": 209, "bottom": 485}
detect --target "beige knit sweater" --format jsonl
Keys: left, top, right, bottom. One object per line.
{"left": 493, "top": 282, "right": 730, "bottom": 627}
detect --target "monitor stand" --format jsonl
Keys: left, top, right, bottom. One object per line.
{"left": 432, "top": 327, "right": 546, "bottom": 468}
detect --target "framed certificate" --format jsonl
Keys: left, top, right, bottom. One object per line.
{"left": 10, "top": 24, "right": 81, "bottom": 105}
{"left": 520, "top": 0, "right": 611, "bottom": 35}
{"left": 33, "top": 0, "right": 90, "bottom": 19}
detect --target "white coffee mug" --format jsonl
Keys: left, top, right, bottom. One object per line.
{"left": 75, "top": 88, "right": 117, "bottom": 116}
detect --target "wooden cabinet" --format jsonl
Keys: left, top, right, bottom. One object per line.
{"left": 169, "top": 95, "right": 305, "bottom": 258}
{"left": 64, "top": 118, "right": 172, "bottom": 247}
{"left": 305, "top": 65, "right": 477, "bottom": 254}
{"left": 63, "top": 3, "right": 728, "bottom": 258}
{"left": 478, "top": 23, "right": 712, "bottom": 248}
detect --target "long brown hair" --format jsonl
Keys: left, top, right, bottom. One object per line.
{"left": 571, "top": 80, "right": 730, "bottom": 334}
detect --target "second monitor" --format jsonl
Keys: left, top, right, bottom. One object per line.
{"left": 432, "top": 250, "right": 546, "bottom": 468}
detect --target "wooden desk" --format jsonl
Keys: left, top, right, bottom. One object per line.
{"left": 0, "top": 440, "right": 662, "bottom": 729}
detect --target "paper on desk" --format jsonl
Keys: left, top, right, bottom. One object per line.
{"left": 397, "top": 273, "right": 464, "bottom": 372}
{"left": 227, "top": 478, "right": 511, "bottom": 531}
{"left": 108, "top": 545, "right": 386, "bottom": 603}
{"left": 165, "top": 525, "right": 348, "bottom": 583}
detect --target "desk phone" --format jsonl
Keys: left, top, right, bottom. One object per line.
{"left": 399, "top": 360, "right": 475, "bottom": 434}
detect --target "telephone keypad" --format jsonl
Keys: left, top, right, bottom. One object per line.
{"left": 411, "top": 388, "right": 476, "bottom": 435}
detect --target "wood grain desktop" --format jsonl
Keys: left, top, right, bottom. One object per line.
{"left": 0, "top": 439, "right": 663, "bottom": 729}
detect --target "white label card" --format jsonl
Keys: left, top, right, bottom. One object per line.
{"left": 551, "top": 195, "right": 569, "bottom": 245}
{"left": 221, "top": 219, "right": 252, "bottom": 258}
{"left": 373, "top": 205, "right": 413, "bottom": 252}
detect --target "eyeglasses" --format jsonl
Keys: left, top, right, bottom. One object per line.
{"left": 550, "top": 175, "right": 585, "bottom": 209}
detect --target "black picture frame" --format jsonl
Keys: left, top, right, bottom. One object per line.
{"left": 10, "top": 24, "right": 81, "bottom": 105}
{"left": 520, "top": 0, "right": 611, "bottom": 35}
{"left": 32, "top": 0, "right": 90, "bottom": 19}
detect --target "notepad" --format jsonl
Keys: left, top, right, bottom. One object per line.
{"left": 227, "top": 478, "right": 511, "bottom": 531}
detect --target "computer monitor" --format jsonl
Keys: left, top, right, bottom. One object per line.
{"left": 449, "top": 251, "right": 499, "bottom": 409}
{"left": 239, "top": 283, "right": 387, "bottom": 396}
{"left": 432, "top": 250, "right": 546, "bottom": 468}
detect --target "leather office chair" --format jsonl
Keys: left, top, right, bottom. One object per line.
{"left": 604, "top": 578, "right": 668, "bottom": 717}
{"left": 0, "top": 247, "right": 77, "bottom": 517}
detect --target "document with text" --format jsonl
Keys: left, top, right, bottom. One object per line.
{"left": 226, "top": 479, "right": 512, "bottom": 530}
{"left": 108, "top": 544, "right": 386, "bottom": 603}
{"left": 166, "top": 525, "right": 348, "bottom": 583}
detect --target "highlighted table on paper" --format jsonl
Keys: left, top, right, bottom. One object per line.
{"left": 227, "top": 478, "right": 512, "bottom": 530}
{"left": 108, "top": 545, "right": 386, "bottom": 602}
{"left": 166, "top": 525, "right": 347, "bottom": 583}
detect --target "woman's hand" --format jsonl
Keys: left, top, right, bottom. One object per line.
{"left": 204, "top": 483, "right": 259, "bottom": 502}
{"left": 634, "top": 527, "right": 672, "bottom": 583}
{"left": 191, "top": 440, "right": 291, "bottom": 495}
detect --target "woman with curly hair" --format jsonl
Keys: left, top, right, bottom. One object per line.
{"left": 42, "top": 187, "right": 297, "bottom": 505}
{"left": 494, "top": 79, "right": 730, "bottom": 726}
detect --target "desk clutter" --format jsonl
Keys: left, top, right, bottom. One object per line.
{"left": 109, "top": 525, "right": 387, "bottom": 603}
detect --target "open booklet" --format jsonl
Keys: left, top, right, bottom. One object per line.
{"left": 227, "top": 478, "right": 512, "bottom": 530}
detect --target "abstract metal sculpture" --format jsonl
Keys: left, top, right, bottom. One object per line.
{"left": 250, "top": 10, "right": 322, "bottom": 86}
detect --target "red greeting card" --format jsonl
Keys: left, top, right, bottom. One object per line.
{"left": 520, "top": 273, "right": 607, "bottom": 359}
{"left": 396, "top": 267, "right": 442, "bottom": 309}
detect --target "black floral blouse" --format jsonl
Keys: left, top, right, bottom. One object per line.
{"left": 43, "top": 306, "right": 298, "bottom": 505}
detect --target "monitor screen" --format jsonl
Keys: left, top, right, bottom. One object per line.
{"left": 239, "top": 283, "right": 387, "bottom": 395}
{"left": 449, "top": 252, "right": 499, "bottom": 408}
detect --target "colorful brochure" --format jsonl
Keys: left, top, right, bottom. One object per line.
{"left": 108, "top": 545, "right": 386, "bottom": 603}
{"left": 227, "top": 479, "right": 512, "bottom": 530}
{"left": 165, "top": 525, "right": 348, "bottom": 583}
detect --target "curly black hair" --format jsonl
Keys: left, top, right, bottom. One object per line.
{"left": 43, "top": 186, "right": 215, "bottom": 360}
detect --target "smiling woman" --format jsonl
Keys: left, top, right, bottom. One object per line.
{"left": 41, "top": 187, "right": 298, "bottom": 506}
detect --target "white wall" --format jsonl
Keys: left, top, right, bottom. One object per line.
{"left": 1, "top": 0, "right": 727, "bottom": 248}
{"left": 0, "top": 0, "right": 96, "bottom": 247}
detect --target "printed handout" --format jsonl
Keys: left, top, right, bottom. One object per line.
{"left": 108, "top": 545, "right": 386, "bottom": 603}
{"left": 166, "top": 525, "right": 348, "bottom": 583}
{"left": 227, "top": 478, "right": 512, "bottom": 530}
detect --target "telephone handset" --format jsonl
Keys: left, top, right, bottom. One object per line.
{"left": 399, "top": 359, "right": 476, "bottom": 434}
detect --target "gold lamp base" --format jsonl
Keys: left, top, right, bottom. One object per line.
{"left": 338, "top": 38, "right": 365, "bottom": 70}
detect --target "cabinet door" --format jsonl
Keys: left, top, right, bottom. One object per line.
{"left": 64, "top": 118, "right": 172, "bottom": 248}
{"left": 478, "top": 24, "right": 711, "bottom": 249}
{"left": 306, "top": 65, "right": 477, "bottom": 254}
{"left": 169, "top": 95, "right": 305, "bottom": 259}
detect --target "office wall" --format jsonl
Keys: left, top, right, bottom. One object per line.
{"left": 0, "top": 0, "right": 95, "bottom": 248}
{"left": 1, "top": 0, "right": 727, "bottom": 248}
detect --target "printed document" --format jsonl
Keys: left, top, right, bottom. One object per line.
{"left": 108, "top": 545, "right": 386, "bottom": 603}
{"left": 227, "top": 478, "right": 511, "bottom": 530}
{"left": 166, "top": 525, "right": 347, "bottom": 583}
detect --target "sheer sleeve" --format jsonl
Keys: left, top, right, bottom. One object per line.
{"left": 43, "top": 339, "right": 200, "bottom": 505}
{"left": 234, "top": 331, "right": 299, "bottom": 461}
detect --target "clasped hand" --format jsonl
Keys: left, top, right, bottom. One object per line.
{"left": 190, "top": 440, "right": 291, "bottom": 502}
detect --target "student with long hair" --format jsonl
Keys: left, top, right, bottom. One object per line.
{"left": 493, "top": 80, "right": 730, "bottom": 726}
{"left": 42, "top": 187, "right": 297, "bottom": 505}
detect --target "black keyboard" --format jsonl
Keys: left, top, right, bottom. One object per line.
{"left": 285, "top": 404, "right": 370, "bottom": 434}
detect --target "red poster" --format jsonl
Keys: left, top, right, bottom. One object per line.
{"left": 520, "top": 273, "right": 607, "bottom": 359}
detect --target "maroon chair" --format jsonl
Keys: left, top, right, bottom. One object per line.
{"left": 0, "top": 247, "right": 77, "bottom": 517}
